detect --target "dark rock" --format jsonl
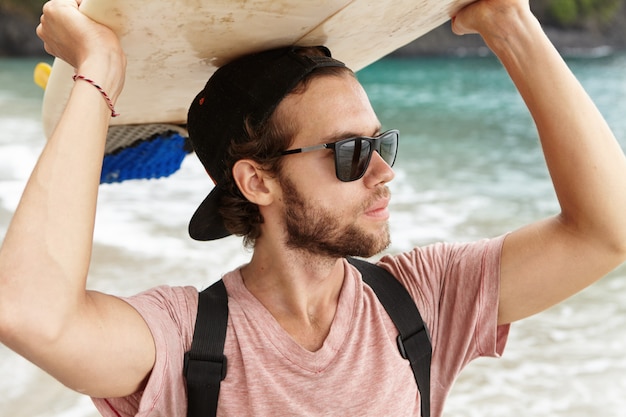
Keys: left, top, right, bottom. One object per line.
{"left": 393, "top": 15, "right": 626, "bottom": 58}
{"left": 0, "top": 8, "right": 45, "bottom": 57}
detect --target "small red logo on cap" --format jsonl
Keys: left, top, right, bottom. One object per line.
{"left": 199, "top": 97, "right": 205, "bottom": 105}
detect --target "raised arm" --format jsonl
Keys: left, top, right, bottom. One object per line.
{"left": 0, "top": 0, "right": 155, "bottom": 397}
{"left": 454, "top": 0, "right": 626, "bottom": 324}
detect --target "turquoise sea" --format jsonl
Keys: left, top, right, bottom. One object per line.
{"left": 1, "top": 53, "right": 626, "bottom": 416}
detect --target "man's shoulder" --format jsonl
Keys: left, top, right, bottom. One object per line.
{"left": 377, "top": 235, "right": 507, "bottom": 274}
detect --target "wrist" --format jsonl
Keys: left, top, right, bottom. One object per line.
{"left": 72, "top": 74, "right": 120, "bottom": 117}
{"left": 479, "top": 6, "right": 543, "bottom": 58}
{"left": 77, "top": 49, "right": 127, "bottom": 102}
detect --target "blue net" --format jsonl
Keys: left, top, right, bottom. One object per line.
{"left": 101, "top": 131, "right": 191, "bottom": 184}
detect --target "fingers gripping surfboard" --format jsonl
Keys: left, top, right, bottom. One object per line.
{"left": 41, "top": 0, "right": 476, "bottom": 184}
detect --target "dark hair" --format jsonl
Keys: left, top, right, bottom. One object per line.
{"left": 218, "top": 59, "right": 354, "bottom": 247}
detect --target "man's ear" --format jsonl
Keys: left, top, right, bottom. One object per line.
{"left": 232, "top": 159, "right": 276, "bottom": 206}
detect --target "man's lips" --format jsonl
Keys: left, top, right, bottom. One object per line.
{"left": 365, "top": 196, "right": 391, "bottom": 218}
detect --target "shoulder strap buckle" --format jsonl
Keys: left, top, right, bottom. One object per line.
{"left": 183, "top": 351, "right": 228, "bottom": 384}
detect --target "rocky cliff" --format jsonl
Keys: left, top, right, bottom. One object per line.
{"left": 397, "top": 16, "right": 626, "bottom": 57}
{"left": 2, "top": 3, "right": 625, "bottom": 58}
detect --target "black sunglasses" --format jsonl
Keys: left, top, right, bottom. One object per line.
{"left": 280, "top": 129, "right": 399, "bottom": 182}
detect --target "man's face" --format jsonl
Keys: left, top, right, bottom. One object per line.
{"left": 274, "top": 74, "right": 395, "bottom": 258}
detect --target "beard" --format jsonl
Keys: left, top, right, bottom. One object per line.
{"left": 280, "top": 176, "right": 391, "bottom": 258}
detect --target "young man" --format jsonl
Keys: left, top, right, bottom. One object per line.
{"left": 1, "top": 0, "right": 625, "bottom": 416}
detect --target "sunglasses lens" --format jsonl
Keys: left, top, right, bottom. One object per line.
{"left": 379, "top": 131, "right": 398, "bottom": 166}
{"left": 335, "top": 130, "right": 398, "bottom": 181}
{"left": 336, "top": 139, "right": 371, "bottom": 181}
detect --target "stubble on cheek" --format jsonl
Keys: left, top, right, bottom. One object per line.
{"left": 281, "top": 178, "right": 391, "bottom": 258}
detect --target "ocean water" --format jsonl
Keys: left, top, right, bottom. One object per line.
{"left": 1, "top": 53, "right": 625, "bottom": 416}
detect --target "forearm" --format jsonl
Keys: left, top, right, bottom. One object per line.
{"left": 0, "top": 1, "right": 164, "bottom": 396}
{"left": 484, "top": 8, "right": 626, "bottom": 253}
{"left": 0, "top": 53, "right": 125, "bottom": 341}
{"left": 456, "top": 2, "right": 626, "bottom": 323}
{"left": 0, "top": 52, "right": 156, "bottom": 397}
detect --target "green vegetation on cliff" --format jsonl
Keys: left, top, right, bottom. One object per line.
{"left": 544, "top": 0, "right": 622, "bottom": 27}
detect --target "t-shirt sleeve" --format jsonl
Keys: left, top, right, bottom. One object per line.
{"left": 378, "top": 235, "right": 510, "bottom": 395}
{"left": 91, "top": 285, "right": 199, "bottom": 417}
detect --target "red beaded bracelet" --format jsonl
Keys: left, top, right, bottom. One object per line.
{"left": 72, "top": 74, "right": 120, "bottom": 117}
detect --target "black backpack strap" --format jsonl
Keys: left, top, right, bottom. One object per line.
{"left": 183, "top": 279, "right": 228, "bottom": 417}
{"left": 348, "top": 257, "right": 432, "bottom": 417}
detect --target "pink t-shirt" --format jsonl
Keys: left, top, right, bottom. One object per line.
{"left": 93, "top": 236, "right": 509, "bottom": 417}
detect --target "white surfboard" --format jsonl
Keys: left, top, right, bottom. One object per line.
{"left": 41, "top": 0, "right": 476, "bottom": 182}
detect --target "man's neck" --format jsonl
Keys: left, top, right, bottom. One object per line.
{"left": 240, "top": 245, "right": 345, "bottom": 352}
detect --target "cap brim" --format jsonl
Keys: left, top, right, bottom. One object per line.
{"left": 188, "top": 185, "right": 232, "bottom": 241}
